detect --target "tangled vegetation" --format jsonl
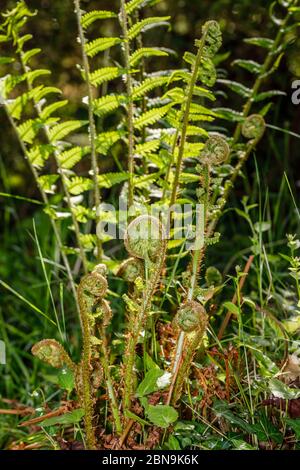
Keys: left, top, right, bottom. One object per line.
{"left": 0, "top": 0, "right": 300, "bottom": 451}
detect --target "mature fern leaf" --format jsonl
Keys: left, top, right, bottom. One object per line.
{"left": 215, "top": 107, "right": 244, "bottom": 122}
{"left": 79, "top": 234, "right": 98, "bottom": 251}
{"left": 17, "top": 118, "right": 42, "bottom": 143}
{"left": 254, "top": 90, "right": 286, "bottom": 102}
{"left": 27, "top": 144, "right": 54, "bottom": 168}
{"left": 135, "top": 140, "right": 161, "bottom": 157}
{"left": 134, "top": 104, "right": 173, "bottom": 130}
{"left": 233, "top": 59, "right": 263, "bottom": 74}
{"left": 22, "top": 48, "right": 41, "bottom": 65}
{"left": 89, "top": 67, "right": 121, "bottom": 87}
{"left": 125, "top": 0, "right": 154, "bottom": 15}
{"left": 81, "top": 10, "right": 117, "bottom": 29}
{"left": 40, "top": 100, "right": 68, "bottom": 120}
{"left": 48, "top": 120, "right": 88, "bottom": 143}
{"left": 132, "top": 76, "right": 170, "bottom": 100}
{"left": 130, "top": 47, "right": 169, "bottom": 67}
{"left": 244, "top": 37, "right": 274, "bottom": 49}
{"left": 66, "top": 176, "right": 93, "bottom": 195}
{"left": 218, "top": 79, "right": 252, "bottom": 98}
{"left": 85, "top": 37, "right": 121, "bottom": 58}
{"left": 38, "top": 174, "right": 59, "bottom": 193}
{"left": 96, "top": 131, "right": 124, "bottom": 155}
{"left": 72, "top": 205, "right": 95, "bottom": 223}
{"left": 58, "top": 146, "right": 89, "bottom": 169}
{"left": 98, "top": 172, "right": 129, "bottom": 189}
{"left": 26, "top": 69, "right": 51, "bottom": 86}
{"left": 92, "top": 94, "right": 126, "bottom": 117}
{"left": 128, "top": 17, "right": 170, "bottom": 41}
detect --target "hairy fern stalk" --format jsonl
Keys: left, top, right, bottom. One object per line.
{"left": 0, "top": 0, "right": 299, "bottom": 449}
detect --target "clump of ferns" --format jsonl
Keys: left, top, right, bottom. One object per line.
{"left": 1, "top": 0, "right": 299, "bottom": 449}
{"left": 32, "top": 264, "right": 122, "bottom": 449}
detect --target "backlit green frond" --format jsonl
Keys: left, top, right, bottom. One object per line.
{"left": 89, "top": 67, "right": 121, "bottom": 87}
{"left": 81, "top": 10, "right": 117, "bottom": 29}
{"left": 128, "top": 17, "right": 170, "bottom": 41}
{"left": 85, "top": 37, "right": 121, "bottom": 58}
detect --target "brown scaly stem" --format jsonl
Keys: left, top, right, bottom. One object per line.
{"left": 123, "top": 247, "right": 166, "bottom": 412}
{"left": 120, "top": 0, "right": 135, "bottom": 207}
{"left": 74, "top": 0, "right": 102, "bottom": 261}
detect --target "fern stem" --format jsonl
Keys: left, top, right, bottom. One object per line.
{"left": 98, "top": 328, "right": 123, "bottom": 435}
{"left": 120, "top": 0, "right": 135, "bottom": 207}
{"left": 4, "top": 106, "right": 80, "bottom": 318}
{"left": 18, "top": 53, "right": 88, "bottom": 273}
{"left": 232, "top": 8, "right": 293, "bottom": 148}
{"left": 170, "top": 30, "right": 208, "bottom": 207}
{"left": 74, "top": 0, "right": 102, "bottom": 262}
{"left": 123, "top": 245, "right": 166, "bottom": 413}
{"left": 78, "top": 283, "right": 96, "bottom": 449}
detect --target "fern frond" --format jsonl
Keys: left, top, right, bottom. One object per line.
{"left": 128, "top": 17, "right": 170, "bottom": 41}
{"left": 218, "top": 79, "right": 252, "bottom": 98}
{"left": 244, "top": 37, "right": 274, "bottom": 49}
{"left": 40, "top": 100, "right": 68, "bottom": 120}
{"left": 58, "top": 146, "right": 89, "bottom": 169}
{"left": 17, "top": 118, "right": 42, "bottom": 143}
{"left": 232, "top": 59, "right": 263, "bottom": 74}
{"left": 132, "top": 76, "right": 169, "bottom": 100}
{"left": 135, "top": 140, "right": 161, "bottom": 157}
{"left": 81, "top": 10, "right": 117, "bottom": 29}
{"left": 98, "top": 172, "right": 129, "bottom": 189}
{"left": 66, "top": 176, "right": 93, "bottom": 195}
{"left": 38, "top": 174, "right": 59, "bottom": 193}
{"left": 85, "top": 37, "right": 121, "bottom": 58}
{"left": 96, "top": 131, "right": 124, "bottom": 155}
{"left": 134, "top": 104, "right": 173, "bottom": 130}
{"left": 92, "top": 94, "right": 127, "bottom": 117}
{"left": 125, "top": 0, "right": 154, "bottom": 16}
{"left": 22, "top": 48, "right": 41, "bottom": 65}
{"left": 130, "top": 47, "right": 169, "bottom": 67}
{"left": 27, "top": 144, "right": 54, "bottom": 168}
{"left": 89, "top": 67, "right": 121, "bottom": 87}
{"left": 48, "top": 120, "right": 88, "bottom": 143}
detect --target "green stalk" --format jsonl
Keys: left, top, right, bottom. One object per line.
{"left": 170, "top": 29, "right": 210, "bottom": 207}
{"left": 123, "top": 246, "right": 166, "bottom": 412}
{"left": 98, "top": 327, "right": 123, "bottom": 435}
{"left": 231, "top": 8, "right": 293, "bottom": 148}
{"left": 120, "top": 0, "right": 135, "bottom": 208}
{"left": 74, "top": 0, "right": 102, "bottom": 261}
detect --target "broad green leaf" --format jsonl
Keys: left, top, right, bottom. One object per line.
{"left": 39, "top": 409, "right": 84, "bottom": 427}
{"left": 145, "top": 404, "right": 178, "bottom": 428}
{"left": 269, "top": 378, "right": 300, "bottom": 399}
{"left": 58, "top": 368, "right": 75, "bottom": 393}
{"left": 286, "top": 418, "right": 300, "bottom": 438}
{"left": 223, "top": 302, "right": 240, "bottom": 316}
{"left": 134, "top": 104, "right": 173, "bottom": 130}
{"left": 136, "top": 368, "right": 164, "bottom": 397}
